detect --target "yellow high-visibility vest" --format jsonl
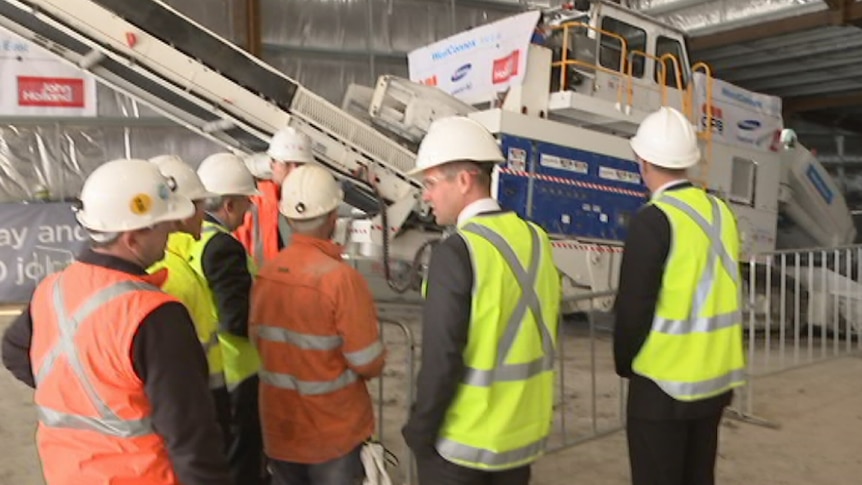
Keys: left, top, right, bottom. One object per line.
{"left": 433, "top": 213, "right": 561, "bottom": 471}
{"left": 149, "top": 232, "right": 225, "bottom": 389}
{"left": 632, "top": 187, "right": 746, "bottom": 401}
{"left": 189, "top": 220, "right": 260, "bottom": 390}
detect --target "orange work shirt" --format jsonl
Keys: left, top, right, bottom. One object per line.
{"left": 234, "top": 179, "right": 281, "bottom": 267}
{"left": 251, "top": 234, "right": 385, "bottom": 464}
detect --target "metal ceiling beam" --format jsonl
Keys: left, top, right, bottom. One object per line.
{"left": 245, "top": 0, "right": 261, "bottom": 57}
{"left": 795, "top": 111, "right": 862, "bottom": 136}
{"left": 717, "top": 53, "right": 862, "bottom": 83}
{"left": 745, "top": 68, "right": 862, "bottom": 92}
{"left": 689, "top": 1, "right": 862, "bottom": 51}
{"left": 771, "top": 79, "right": 862, "bottom": 98}
{"left": 784, "top": 90, "right": 862, "bottom": 115}
{"left": 641, "top": 0, "right": 710, "bottom": 16}
{"left": 693, "top": 27, "right": 851, "bottom": 62}
{"left": 708, "top": 38, "right": 862, "bottom": 71}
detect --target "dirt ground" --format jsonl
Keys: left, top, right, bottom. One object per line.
{"left": 1, "top": 305, "right": 861, "bottom": 485}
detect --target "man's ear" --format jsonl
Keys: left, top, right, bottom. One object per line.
{"left": 223, "top": 197, "right": 236, "bottom": 213}
{"left": 457, "top": 170, "right": 473, "bottom": 193}
{"left": 121, "top": 228, "right": 144, "bottom": 252}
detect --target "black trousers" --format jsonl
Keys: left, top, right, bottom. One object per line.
{"left": 269, "top": 445, "right": 363, "bottom": 485}
{"left": 626, "top": 413, "right": 723, "bottom": 485}
{"left": 227, "top": 375, "right": 266, "bottom": 485}
{"left": 415, "top": 450, "right": 531, "bottom": 485}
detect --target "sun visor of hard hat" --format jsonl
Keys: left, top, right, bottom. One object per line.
{"left": 152, "top": 194, "right": 196, "bottom": 224}
{"left": 75, "top": 192, "right": 195, "bottom": 233}
{"left": 185, "top": 186, "right": 219, "bottom": 201}
{"left": 407, "top": 154, "right": 504, "bottom": 176}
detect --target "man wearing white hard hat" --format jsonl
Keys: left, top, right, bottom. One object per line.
{"left": 613, "top": 106, "right": 745, "bottom": 485}
{"left": 250, "top": 164, "right": 385, "bottom": 484}
{"left": 2, "top": 159, "right": 232, "bottom": 485}
{"left": 147, "top": 155, "right": 231, "bottom": 443}
{"left": 402, "top": 116, "right": 561, "bottom": 484}
{"left": 267, "top": 126, "right": 314, "bottom": 186}
{"left": 234, "top": 152, "right": 282, "bottom": 267}
{"left": 190, "top": 152, "right": 266, "bottom": 485}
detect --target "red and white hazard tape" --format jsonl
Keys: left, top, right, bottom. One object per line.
{"left": 349, "top": 224, "right": 398, "bottom": 234}
{"left": 499, "top": 168, "right": 647, "bottom": 198}
{"left": 551, "top": 241, "right": 624, "bottom": 253}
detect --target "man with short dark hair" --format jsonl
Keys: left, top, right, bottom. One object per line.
{"left": 403, "top": 116, "right": 561, "bottom": 485}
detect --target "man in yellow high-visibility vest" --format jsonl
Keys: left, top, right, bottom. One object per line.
{"left": 191, "top": 153, "right": 265, "bottom": 485}
{"left": 614, "top": 106, "right": 746, "bottom": 485}
{"left": 403, "top": 116, "right": 561, "bottom": 485}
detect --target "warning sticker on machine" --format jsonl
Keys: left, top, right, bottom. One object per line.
{"left": 507, "top": 147, "right": 527, "bottom": 171}
{"left": 540, "top": 154, "right": 588, "bottom": 174}
{"left": 599, "top": 166, "right": 641, "bottom": 185}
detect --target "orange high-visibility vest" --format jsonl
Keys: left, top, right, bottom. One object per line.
{"left": 234, "top": 180, "right": 281, "bottom": 267}
{"left": 30, "top": 261, "right": 180, "bottom": 485}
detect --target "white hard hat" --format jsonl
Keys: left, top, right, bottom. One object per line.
{"left": 630, "top": 106, "right": 701, "bottom": 169}
{"left": 279, "top": 164, "right": 343, "bottom": 220}
{"left": 243, "top": 152, "right": 273, "bottom": 180}
{"left": 197, "top": 152, "right": 260, "bottom": 196}
{"left": 267, "top": 126, "right": 314, "bottom": 163}
{"left": 149, "top": 154, "right": 216, "bottom": 201}
{"left": 75, "top": 158, "right": 194, "bottom": 233}
{"left": 409, "top": 116, "right": 504, "bottom": 175}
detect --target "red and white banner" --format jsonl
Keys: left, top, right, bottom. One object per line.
{"left": 408, "top": 11, "right": 541, "bottom": 105}
{"left": 0, "top": 30, "right": 97, "bottom": 116}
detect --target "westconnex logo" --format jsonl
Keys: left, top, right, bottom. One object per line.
{"left": 432, "top": 40, "right": 478, "bottom": 61}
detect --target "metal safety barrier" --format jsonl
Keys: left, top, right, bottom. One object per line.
{"left": 369, "top": 316, "right": 418, "bottom": 485}
{"left": 547, "top": 290, "right": 627, "bottom": 453}
{"left": 739, "top": 245, "right": 862, "bottom": 419}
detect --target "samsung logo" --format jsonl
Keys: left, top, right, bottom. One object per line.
{"left": 451, "top": 63, "right": 472, "bottom": 82}
{"left": 737, "top": 119, "right": 762, "bottom": 131}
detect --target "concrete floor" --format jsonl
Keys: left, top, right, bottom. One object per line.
{"left": 1, "top": 310, "right": 861, "bottom": 485}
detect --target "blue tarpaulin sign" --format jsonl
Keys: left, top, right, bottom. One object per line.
{"left": 0, "top": 202, "right": 88, "bottom": 303}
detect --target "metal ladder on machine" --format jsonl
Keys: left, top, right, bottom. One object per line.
{"left": 686, "top": 62, "right": 716, "bottom": 188}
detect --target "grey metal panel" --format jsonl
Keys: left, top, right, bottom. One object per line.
{"left": 694, "top": 26, "right": 857, "bottom": 62}
{"left": 370, "top": 0, "right": 451, "bottom": 53}
{"left": 260, "top": 0, "right": 370, "bottom": 50}
{"left": 717, "top": 54, "right": 862, "bottom": 83}
{"left": 263, "top": 51, "right": 408, "bottom": 103}
{"left": 707, "top": 38, "right": 862, "bottom": 71}
{"left": 163, "top": 0, "right": 243, "bottom": 43}
{"left": 772, "top": 80, "right": 862, "bottom": 98}
{"left": 743, "top": 68, "right": 862, "bottom": 92}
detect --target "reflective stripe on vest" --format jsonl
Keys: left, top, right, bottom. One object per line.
{"left": 256, "top": 325, "right": 383, "bottom": 393}
{"left": 260, "top": 369, "right": 358, "bottom": 395}
{"left": 436, "top": 437, "right": 548, "bottom": 469}
{"left": 459, "top": 222, "right": 555, "bottom": 387}
{"left": 35, "top": 276, "right": 158, "bottom": 438}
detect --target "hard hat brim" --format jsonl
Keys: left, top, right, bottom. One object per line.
{"left": 75, "top": 196, "right": 195, "bottom": 233}
{"left": 155, "top": 197, "right": 196, "bottom": 224}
